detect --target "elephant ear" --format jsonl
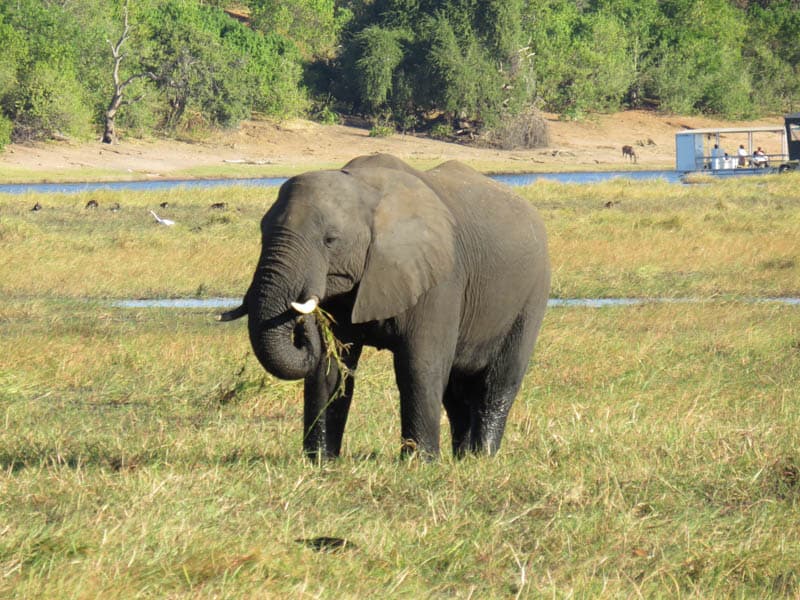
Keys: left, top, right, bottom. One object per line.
{"left": 349, "top": 168, "right": 455, "bottom": 324}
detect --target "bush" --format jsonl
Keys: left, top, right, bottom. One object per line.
{"left": 368, "top": 123, "right": 395, "bottom": 137}
{"left": 481, "top": 109, "right": 550, "bottom": 150}
{"left": 315, "top": 105, "right": 340, "bottom": 125}
{"left": 14, "top": 61, "right": 92, "bottom": 140}
{"left": 353, "top": 26, "right": 406, "bottom": 112}
{"left": 429, "top": 122, "right": 453, "bottom": 140}
{"left": 0, "top": 113, "right": 11, "bottom": 150}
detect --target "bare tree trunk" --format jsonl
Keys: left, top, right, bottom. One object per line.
{"left": 103, "top": 1, "right": 154, "bottom": 144}
{"left": 103, "top": 92, "right": 123, "bottom": 144}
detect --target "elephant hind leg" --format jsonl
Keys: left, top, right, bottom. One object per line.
{"left": 469, "top": 313, "right": 543, "bottom": 455}
{"left": 443, "top": 374, "right": 480, "bottom": 457}
{"left": 444, "top": 368, "right": 515, "bottom": 457}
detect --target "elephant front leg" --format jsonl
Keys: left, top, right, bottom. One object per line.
{"left": 303, "top": 344, "right": 362, "bottom": 460}
{"left": 393, "top": 349, "right": 450, "bottom": 460}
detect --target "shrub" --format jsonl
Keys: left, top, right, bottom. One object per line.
{"left": 368, "top": 123, "right": 395, "bottom": 137}
{"left": 429, "top": 122, "right": 453, "bottom": 140}
{"left": 313, "top": 104, "right": 340, "bottom": 125}
{"left": 481, "top": 109, "right": 550, "bottom": 150}
{"left": 14, "top": 61, "right": 92, "bottom": 140}
{"left": 0, "top": 113, "right": 11, "bottom": 150}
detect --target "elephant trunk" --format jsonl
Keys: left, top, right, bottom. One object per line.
{"left": 248, "top": 309, "right": 321, "bottom": 381}
{"left": 246, "top": 230, "right": 327, "bottom": 381}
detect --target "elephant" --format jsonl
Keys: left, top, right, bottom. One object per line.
{"left": 219, "top": 154, "right": 550, "bottom": 460}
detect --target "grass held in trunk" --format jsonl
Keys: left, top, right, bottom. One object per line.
{"left": 313, "top": 306, "right": 352, "bottom": 388}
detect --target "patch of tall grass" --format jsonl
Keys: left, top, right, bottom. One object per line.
{"left": 2, "top": 173, "right": 798, "bottom": 300}
{"left": 0, "top": 187, "right": 271, "bottom": 298}
{"left": 519, "top": 174, "right": 800, "bottom": 298}
{"left": 1, "top": 299, "right": 798, "bottom": 596}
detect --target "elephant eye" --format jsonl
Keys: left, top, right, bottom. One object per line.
{"left": 324, "top": 234, "right": 338, "bottom": 247}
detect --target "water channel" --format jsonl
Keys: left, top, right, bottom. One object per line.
{"left": 0, "top": 170, "right": 687, "bottom": 195}
{"left": 113, "top": 297, "right": 800, "bottom": 310}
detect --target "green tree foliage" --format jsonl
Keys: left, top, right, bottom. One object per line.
{"left": 0, "top": 16, "right": 24, "bottom": 114}
{"left": 0, "top": 0, "right": 799, "bottom": 147}
{"left": 650, "top": 0, "right": 753, "bottom": 117}
{"left": 250, "top": 0, "right": 343, "bottom": 58}
{"left": 425, "top": 14, "right": 505, "bottom": 123}
{"left": 0, "top": 0, "right": 98, "bottom": 140}
{"left": 142, "top": 1, "right": 308, "bottom": 127}
{"left": 352, "top": 26, "right": 407, "bottom": 112}
{"left": 336, "top": 0, "right": 528, "bottom": 129}
{"left": 528, "top": 3, "right": 635, "bottom": 116}
{"left": 743, "top": 0, "right": 800, "bottom": 113}
{"left": 16, "top": 61, "right": 94, "bottom": 139}
{"left": 0, "top": 0, "right": 308, "bottom": 142}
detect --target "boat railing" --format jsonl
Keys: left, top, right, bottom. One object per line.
{"left": 703, "top": 151, "right": 787, "bottom": 170}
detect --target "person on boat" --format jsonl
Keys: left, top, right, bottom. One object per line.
{"left": 752, "top": 147, "right": 769, "bottom": 168}
{"left": 737, "top": 144, "right": 749, "bottom": 167}
{"left": 723, "top": 152, "right": 735, "bottom": 169}
{"left": 711, "top": 144, "right": 724, "bottom": 170}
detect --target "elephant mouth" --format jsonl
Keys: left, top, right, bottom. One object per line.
{"left": 325, "top": 272, "right": 356, "bottom": 296}
{"left": 290, "top": 316, "right": 315, "bottom": 348}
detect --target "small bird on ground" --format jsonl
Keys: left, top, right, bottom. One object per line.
{"left": 109, "top": 202, "right": 121, "bottom": 212}
{"left": 149, "top": 210, "right": 175, "bottom": 226}
{"left": 85, "top": 199, "right": 99, "bottom": 209}
{"left": 159, "top": 201, "right": 169, "bottom": 208}
{"left": 31, "top": 202, "right": 42, "bottom": 212}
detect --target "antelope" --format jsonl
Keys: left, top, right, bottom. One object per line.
{"left": 622, "top": 145, "right": 637, "bottom": 163}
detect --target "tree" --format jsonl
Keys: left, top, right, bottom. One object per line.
{"left": 353, "top": 26, "right": 406, "bottom": 112}
{"left": 103, "top": 2, "right": 155, "bottom": 143}
{"left": 250, "top": 0, "right": 342, "bottom": 58}
{"left": 336, "top": 1, "right": 529, "bottom": 128}
{"left": 651, "top": 0, "right": 752, "bottom": 116}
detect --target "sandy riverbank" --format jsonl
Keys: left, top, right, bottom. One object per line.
{"left": 0, "top": 110, "right": 786, "bottom": 181}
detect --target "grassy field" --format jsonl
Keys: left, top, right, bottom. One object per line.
{"left": 1, "top": 173, "right": 799, "bottom": 597}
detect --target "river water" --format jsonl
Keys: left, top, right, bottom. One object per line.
{"left": 113, "top": 297, "right": 800, "bottom": 310}
{"left": 0, "top": 170, "right": 686, "bottom": 195}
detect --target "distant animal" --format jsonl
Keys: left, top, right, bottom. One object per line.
{"left": 622, "top": 145, "right": 637, "bottom": 163}
{"left": 109, "top": 202, "right": 121, "bottom": 212}
{"left": 218, "top": 153, "right": 550, "bottom": 460}
{"left": 149, "top": 210, "right": 175, "bottom": 226}
{"left": 159, "top": 201, "right": 169, "bottom": 208}
{"left": 85, "top": 199, "right": 99, "bottom": 209}
{"left": 210, "top": 202, "right": 227, "bottom": 210}
{"left": 31, "top": 202, "right": 42, "bottom": 212}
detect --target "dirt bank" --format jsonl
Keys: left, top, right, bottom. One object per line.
{"left": 0, "top": 110, "right": 786, "bottom": 180}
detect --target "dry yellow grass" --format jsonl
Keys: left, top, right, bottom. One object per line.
{"left": 1, "top": 172, "right": 798, "bottom": 301}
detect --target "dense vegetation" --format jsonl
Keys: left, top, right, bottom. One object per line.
{"left": 1, "top": 0, "right": 799, "bottom": 148}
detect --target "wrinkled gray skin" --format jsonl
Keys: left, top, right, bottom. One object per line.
{"left": 221, "top": 154, "right": 550, "bottom": 460}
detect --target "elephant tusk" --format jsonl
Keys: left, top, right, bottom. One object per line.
{"left": 217, "top": 303, "right": 247, "bottom": 321}
{"left": 291, "top": 297, "right": 319, "bottom": 315}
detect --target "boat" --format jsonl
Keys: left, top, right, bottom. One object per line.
{"left": 675, "top": 113, "right": 800, "bottom": 176}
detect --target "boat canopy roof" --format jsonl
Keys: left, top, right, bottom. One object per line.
{"left": 675, "top": 125, "right": 785, "bottom": 136}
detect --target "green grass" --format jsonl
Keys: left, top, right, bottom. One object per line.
{"left": 1, "top": 172, "right": 799, "bottom": 596}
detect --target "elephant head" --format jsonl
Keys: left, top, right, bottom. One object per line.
{"left": 220, "top": 156, "right": 456, "bottom": 381}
